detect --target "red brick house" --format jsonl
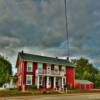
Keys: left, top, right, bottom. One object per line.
{"left": 16, "top": 51, "right": 75, "bottom": 90}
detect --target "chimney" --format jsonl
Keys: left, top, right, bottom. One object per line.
{"left": 21, "top": 50, "right": 24, "bottom": 54}
{"left": 56, "top": 57, "right": 58, "bottom": 59}
{"left": 67, "top": 57, "right": 70, "bottom": 62}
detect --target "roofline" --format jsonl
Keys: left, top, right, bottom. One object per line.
{"left": 23, "top": 59, "right": 74, "bottom": 67}
{"left": 15, "top": 52, "right": 24, "bottom": 68}
{"left": 75, "top": 80, "right": 94, "bottom": 84}
{"left": 16, "top": 52, "right": 75, "bottom": 68}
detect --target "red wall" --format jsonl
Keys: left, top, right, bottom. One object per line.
{"left": 51, "top": 64, "right": 54, "bottom": 70}
{"left": 43, "top": 63, "right": 47, "bottom": 87}
{"left": 59, "top": 65, "right": 61, "bottom": 71}
{"left": 33, "top": 62, "right": 37, "bottom": 85}
{"left": 66, "top": 67, "right": 75, "bottom": 88}
{"left": 16, "top": 57, "right": 24, "bottom": 88}
{"left": 23, "top": 62, "right": 37, "bottom": 88}
{"left": 75, "top": 81, "right": 94, "bottom": 89}
{"left": 23, "top": 61, "right": 26, "bottom": 86}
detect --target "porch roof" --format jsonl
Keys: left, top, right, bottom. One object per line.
{"left": 18, "top": 52, "right": 75, "bottom": 67}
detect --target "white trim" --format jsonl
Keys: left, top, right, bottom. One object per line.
{"left": 62, "top": 66, "right": 65, "bottom": 72}
{"left": 62, "top": 78, "right": 64, "bottom": 88}
{"left": 54, "top": 77, "right": 56, "bottom": 88}
{"left": 37, "top": 76, "right": 39, "bottom": 88}
{"left": 37, "top": 63, "right": 43, "bottom": 73}
{"left": 54, "top": 65, "right": 59, "bottom": 72}
{"left": 26, "top": 75, "right": 32, "bottom": 85}
{"left": 46, "top": 76, "right": 49, "bottom": 88}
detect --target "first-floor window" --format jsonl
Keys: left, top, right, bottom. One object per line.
{"left": 26, "top": 75, "right": 32, "bottom": 85}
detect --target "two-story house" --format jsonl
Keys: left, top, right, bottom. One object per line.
{"left": 16, "top": 51, "right": 75, "bottom": 90}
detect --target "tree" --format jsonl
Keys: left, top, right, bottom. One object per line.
{"left": 13, "top": 73, "right": 18, "bottom": 83}
{"left": 0, "top": 55, "right": 12, "bottom": 86}
{"left": 94, "top": 73, "right": 100, "bottom": 88}
{"left": 71, "top": 57, "right": 100, "bottom": 88}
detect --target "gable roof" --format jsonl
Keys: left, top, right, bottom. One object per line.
{"left": 17, "top": 52, "right": 75, "bottom": 67}
{"left": 75, "top": 80, "right": 94, "bottom": 84}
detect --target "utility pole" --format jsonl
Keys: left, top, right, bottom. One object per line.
{"left": 64, "top": 0, "right": 70, "bottom": 62}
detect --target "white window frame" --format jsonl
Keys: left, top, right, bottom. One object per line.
{"left": 38, "top": 63, "right": 43, "bottom": 73}
{"left": 27, "top": 62, "right": 33, "bottom": 72}
{"left": 54, "top": 65, "right": 59, "bottom": 72}
{"left": 26, "top": 75, "right": 32, "bottom": 85}
{"left": 62, "top": 66, "right": 65, "bottom": 72}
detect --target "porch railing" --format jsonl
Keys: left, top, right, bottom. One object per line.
{"left": 36, "top": 70, "right": 65, "bottom": 76}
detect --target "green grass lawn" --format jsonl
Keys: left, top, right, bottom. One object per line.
{"left": 0, "top": 88, "right": 62, "bottom": 97}
{"left": 0, "top": 89, "right": 32, "bottom": 97}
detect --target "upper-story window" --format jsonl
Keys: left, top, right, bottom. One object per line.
{"left": 54, "top": 65, "right": 59, "bottom": 72}
{"left": 62, "top": 66, "right": 65, "bottom": 72}
{"left": 27, "top": 62, "right": 33, "bottom": 72}
{"left": 38, "top": 63, "right": 43, "bottom": 73}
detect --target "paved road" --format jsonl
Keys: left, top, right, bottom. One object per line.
{"left": 0, "top": 93, "right": 100, "bottom": 100}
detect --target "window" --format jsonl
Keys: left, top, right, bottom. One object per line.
{"left": 38, "top": 63, "right": 43, "bottom": 73}
{"left": 26, "top": 75, "right": 32, "bottom": 85}
{"left": 27, "top": 62, "right": 33, "bottom": 72}
{"left": 54, "top": 65, "right": 59, "bottom": 72}
{"left": 62, "top": 66, "right": 65, "bottom": 72}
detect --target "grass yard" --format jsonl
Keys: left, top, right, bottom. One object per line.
{"left": 0, "top": 89, "right": 32, "bottom": 97}
{"left": 0, "top": 88, "right": 100, "bottom": 97}
{"left": 0, "top": 88, "right": 62, "bottom": 97}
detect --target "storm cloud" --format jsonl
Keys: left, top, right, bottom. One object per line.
{"left": 0, "top": 0, "right": 100, "bottom": 71}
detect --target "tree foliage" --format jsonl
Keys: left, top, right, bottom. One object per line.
{"left": 71, "top": 57, "right": 100, "bottom": 88}
{"left": 0, "top": 55, "right": 12, "bottom": 86}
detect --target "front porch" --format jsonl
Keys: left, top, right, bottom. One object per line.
{"left": 35, "top": 76, "right": 66, "bottom": 90}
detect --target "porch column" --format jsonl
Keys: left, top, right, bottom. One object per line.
{"left": 62, "top": 77, "right": 64, "bottom": 88}
{"left": 54, "top": 77, "right": 56, "bottom": 88}
{"left": 46, "top": 76, "right": 49, "bottom": 88}
{"left": 37, "top": 76, "right": 39, "bottom": 88}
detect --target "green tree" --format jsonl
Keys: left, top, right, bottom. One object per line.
{"left": 94, "top": 73, "right": 100, "bottom": 88}
{"left": 72, "top": 57, "right": 99, "bottom": 82}
{"left": 0, "top": 55, "right": 12, "bottom": 86}
{"left": 13, "top": 73, "right": 18, "bottom": 83}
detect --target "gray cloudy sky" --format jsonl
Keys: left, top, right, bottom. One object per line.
{"left": 0, "top": 0, "right": 100, "bottom": 73}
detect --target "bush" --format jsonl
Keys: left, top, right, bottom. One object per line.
{"left": 32, "top": 90, "right": 41, "bottom": 95}
{"left": 31, "top": 85, "right": 37, "bottom": 90}
{"left": 42, "top": 91, "right": 61, "bottom": 94}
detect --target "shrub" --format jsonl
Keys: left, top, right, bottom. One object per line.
{"left": 32, "top": 90, "right": 41, "bottom": 95}
{"left": 31, "top": 85, "right": 37, "bottom": 90}
{"left": 42, "top": 91, "right": 61, "bottom": 94}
